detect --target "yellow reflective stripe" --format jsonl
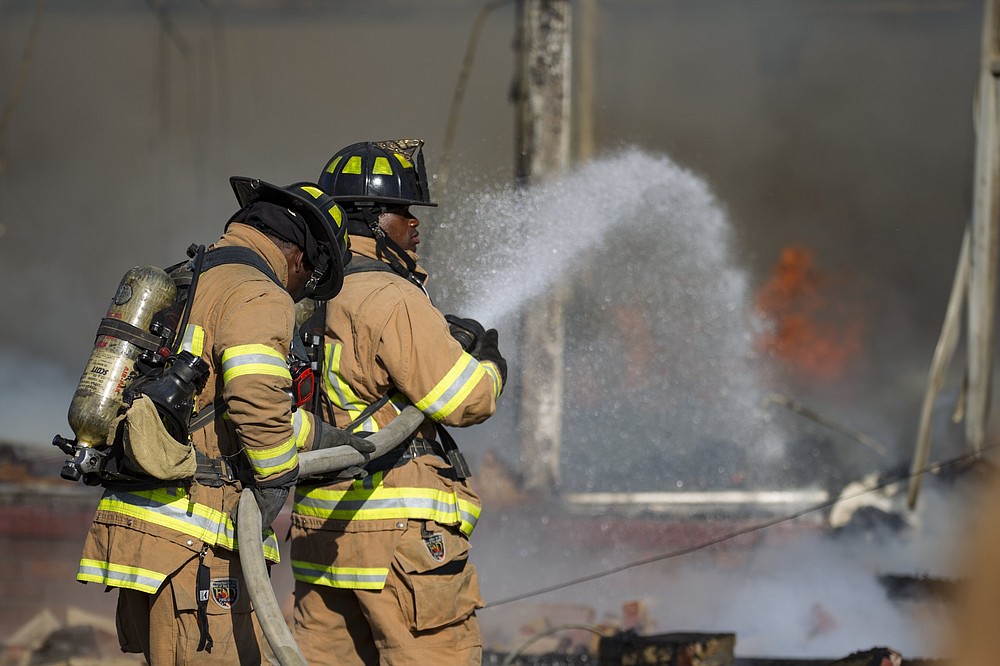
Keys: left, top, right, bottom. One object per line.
{"left": 293, "top": 485, "right": 479, "bottom": 536}
{"left": 392, "top": 152, "right": 413, "bottom": 169}
{"left": 482, "top": 361, "right": 502, "bottom": 398}
{"left": 97, "top": 488, "right": 281, "bottom": 561}
{"left": 329, "top": 204, "right": 343, "bottom": 227}
{"left": 414, "top": 353, "right": 486, "bottom": 421}
{"left": 343, "top": 155, "right": 362, "bottom": 175}
{"left": 324, "top": 342, "right": 372, "bottom": 430}
{"left": 353, "top": 469, "right": 384, "bottom": 491}
{"left": 221, "top": 344, "right": 290, "bottom": 384}
{"left": 325, "top": 155, "right": 344, "bottom": 174}
{"left": 180, "top": 325, "right": 206, "bottom": 357}
{"left": 292, "top": 410, "right": 312, "bottom": 450}
{"left": 291, "top": 560, "right": 389, "bottom": 589}
{"left": 76, "top": 558, "right": 166, "bottom": 593}
{"left": 373, "top": 156, "right": 393, "bottom": 175}
{"left": 244, "top": 436, "right": 299, "bottom": 477}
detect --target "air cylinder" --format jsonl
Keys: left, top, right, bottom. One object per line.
{"left": 67, "top": 266, "right": 177, "bottom": 447}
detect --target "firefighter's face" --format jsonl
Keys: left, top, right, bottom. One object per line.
{"left": 378, "top": 206, "right": 420, "bottom": 253}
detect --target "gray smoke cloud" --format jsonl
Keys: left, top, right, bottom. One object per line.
{"left": 0, "top": 1, "right": 989, "bottom": 659}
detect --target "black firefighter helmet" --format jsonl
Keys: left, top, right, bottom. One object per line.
{"left": 318, "top": 139, "right": 438, "bottom": 209}
{"left": 228, "top": 176, "right": 350, "bottom": 300}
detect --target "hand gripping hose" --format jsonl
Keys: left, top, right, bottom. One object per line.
{"left": 237, "top": 405, "right": 426, "bottom": 665}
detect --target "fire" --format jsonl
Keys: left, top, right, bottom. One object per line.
{"left": 754, "top": 244, "right": 865, "bottom": 382}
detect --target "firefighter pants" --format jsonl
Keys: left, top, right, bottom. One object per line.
{"left": 115, "top": 546, "right": 264, "bottom": 665}
{"left": 292, "top": 521, "right": 484, "bottom": 666}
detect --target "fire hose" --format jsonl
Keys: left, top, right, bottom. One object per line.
{"left": 237, "top": 405, "right": 426, "bottom": 665}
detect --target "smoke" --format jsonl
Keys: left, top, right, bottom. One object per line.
{"left": 0, "top": 348, "right": 76, "bottom": 446}
{"left": 0, "top": 1, "right": 990, "bottom": 658}
{"left": 472, "top": 474, "right": 976, "bottom": 659}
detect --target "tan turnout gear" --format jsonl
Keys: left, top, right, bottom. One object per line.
{"left": 77, "top": 223, "right": 316, "bottom": 664}
{"left": 290, "top": 234, "right": 503, "bottom": 665}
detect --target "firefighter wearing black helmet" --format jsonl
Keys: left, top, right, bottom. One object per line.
{"left": 74, "top": 178, "right": 373, "bottom": 664}
{"left": 289, "top": 140, "right": 507, "bottom": 665}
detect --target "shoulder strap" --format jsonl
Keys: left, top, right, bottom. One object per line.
{"left": 200, "top": 246, "right": 282, "bottom": 287}
{"left": 346, "top": 253, "right": 427, "bottom": 294}
{"left": 182, "top": 246, "right": 283, "bottom": 434}
{"left": 344, "top": 255, "right": 398, "bottom": 277}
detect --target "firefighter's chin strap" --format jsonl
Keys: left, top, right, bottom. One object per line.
{"left": 358, "top": 205, "right": 427, "bottom": 292}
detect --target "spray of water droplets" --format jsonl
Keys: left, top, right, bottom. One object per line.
{"left": 432, "top": 148, "right": 789, "bottom": 491}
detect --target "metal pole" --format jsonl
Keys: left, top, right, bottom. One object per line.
{"left": 514, "top": 0, "right": 572, "bottom": 496}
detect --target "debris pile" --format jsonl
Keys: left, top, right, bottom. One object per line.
{"left": 1, "top": 607, "right": 143, "bottom": 666}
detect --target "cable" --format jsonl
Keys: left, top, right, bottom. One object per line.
{"left": 438, "top": 0, "right": 514, "bottom": 196}
{"left": 499, "top": 623, "right": 613, "bottom": 666}
{"left": 483, "top": 445, "right": 996, "bottom": 609}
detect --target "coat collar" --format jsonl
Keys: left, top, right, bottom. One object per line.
{"left": 211, "top": 223, "right": 290, "bottom": 289}
{"left": 348, "top": 235, "right": 428, "bottom": 284}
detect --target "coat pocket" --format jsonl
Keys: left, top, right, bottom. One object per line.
{"left": 171, "top": 548, "right": 254, "bottom": 616}
{"left": 391, "top": 525, "right": 484, "bottom": 632}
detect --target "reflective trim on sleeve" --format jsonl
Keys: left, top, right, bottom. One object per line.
{"left": 482, "top": 361, "right": 502, "bottom": 398}
{"left": 292, "top": 409, "right": 312, "bottom": 450}
{"left": 220, "top": 344, "right": 291, "bottom": 384}
{"left": 179, "top": 325, "right": 206, "bottom": 357}
{"left": 291, "top": 560, "right": 389, "bottom": 590}
{"left": 244, "top": 436, "right": 299, "bottom": 478}
{"left": 76, "top": 559, "right": 166, "bottom": 594}
{"left": 414, "top": 353, "right": 486, "bottom": 422}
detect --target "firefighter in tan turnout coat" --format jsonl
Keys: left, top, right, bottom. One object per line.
{"left": 73, "top": 178, "right": 370, "bottom": 664}
{"left": 290, "top": 140, "right": 507, "bottom": 665}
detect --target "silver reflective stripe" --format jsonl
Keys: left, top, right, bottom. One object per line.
{"left": 77, "top": 559, "right": 164, "bottom": 593}
{"left": 296, "top": 494, "right": 459, "bottom": 516}
{"left": 246, "top": 441, "right": 297, "bottom": 475}
{"left": 222, "top": 351, "right": 287, "bottom": 376}
{"left": 419, "top": 357, "right": 480, "bottom": 418}
{"left": 291, "top": 560, "right": 388, "bottom": 589}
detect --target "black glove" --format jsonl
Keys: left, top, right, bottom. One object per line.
{"left": 445, "top": 314, "right": 486, "bottom": 353}
{"left": 474, "top": 328, "right": 508, "bottom": 386}
{"left": 313, "top": 419, "right": 376, "bottom": 454}
{"left": 251, "top": 484, "right": 290, "bottom": 531}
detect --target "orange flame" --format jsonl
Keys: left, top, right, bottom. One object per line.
{"left": 755, "top": 245, "right": 865, "bottom": 382}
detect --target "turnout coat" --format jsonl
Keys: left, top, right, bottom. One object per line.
{"left": 77, "top": 223, "right": 315, "bottom": 594}
{"left": 290, "top": 235, "right": 503, "bottom": 591}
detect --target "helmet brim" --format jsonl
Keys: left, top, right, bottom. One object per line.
{"left": 335, "top": 195, "right": 438, "bottom": 209}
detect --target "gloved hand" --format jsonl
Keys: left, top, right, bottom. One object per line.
{"left": 251, "top": 484, "right": 290, "bottom": 531}
{"left": 474, "top": 328, "right": 508, "bottom": 386}
{"left": 313, "top": 419, "right": 376, "bottom": 454}
{"left": 445, "top": 314, "right": 486, "bottom": 353}
{"left": 232, "top": 466, "right": 296, "bottom": 532}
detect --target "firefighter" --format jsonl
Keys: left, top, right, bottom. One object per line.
{"left": 289, "top": 140, "right": 507, "bottom": 665}
{"left": 74, "top": 177, "right": 374, "bottom": 664}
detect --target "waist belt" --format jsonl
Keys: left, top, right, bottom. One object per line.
{"left": 389, "top": 433, "right": 471, "bottom": 480}
{"left": 99, "top": 448, "right": 248, "bottom": 490}
{"left": 407, "top": 437, "right": 439, "bottom": 459}
{"left": 193, "top": 450, "right": 251, "bottom": 487}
